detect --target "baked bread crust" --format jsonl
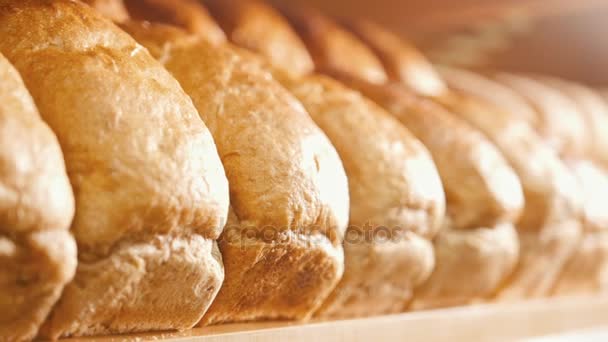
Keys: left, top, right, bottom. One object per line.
{"left": 272, "top": 3, "right": 388, "bottom": 85}
{"left": 439, "top": 68, "right": 587, "bottom": 297}
{"left": 204, "top": 0, "right": 315, "bottom": 77}
{"left": 539, "top": 77, "right": 608, "bottom": 169}
{"left": 123, "top": 0, "right": 227, "bottom": 44}
{"left": 336, "top": 78, "right": 522, "bottom": 307}
{"left": 278, "top": 6, "right": 525, "bottom": 308}
{"left": 345, "top": 20, "right": 448, "bottom": 98}
{"left": 321, "top": 17, "right": 584, "bottom": 300}
{"left": 284, "top": 74, "right": 444, "bottom": 318}
{"left": 552, "top": 160, "right": 608, "bottom": 294}
{"left": 533, "top": 77, "right": 608, "bottom": 295}
{"left": 195, "top": 0, "right": 449, "bottom": 318}
{"left": 493, "top": 74, "right": 608, "bottom": 296}
{"left": 494, "top": 73, "right": 588, "bottom": 158}
{"left": 120, "top": 21, "right": 349, "bottom": 324}
{"left": 0, "top": 53, "right": 76, "bottom": 342}
{"left": 0, "top": 0, "right": 230, "bottom": 338}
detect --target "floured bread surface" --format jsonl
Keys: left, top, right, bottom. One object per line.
{"left": 122, "top": 22, "right": 349, "bottom": 324}
{"left": 0, "top": 53, "right": 76, "bottom": 342}
{"left": 0, "top": 0, "right": 230, "bottom": 338}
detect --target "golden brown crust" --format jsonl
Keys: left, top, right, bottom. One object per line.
{"left": 0, "top": 0, "right": 230, "bottom": 338}
{"left": 203, "top": 0, "right": 314, "bottom": 77}
{"left": 437, "top": 93, "right": 584, "bottom": 299}
{"left": 493, "top": 73, "right": 588, "bottom": 159}
{"left": 437, "top": 66, "right": 539, "bottom": 126}
{"left": 277, "top": 5, "right": 525, "bottom": 306}
{"left": 538, "top": 77, "right": 608, "bottom": 168}
{"left": 410, "top": 223, "right": 519, "bottom": 309}
{"left": 333, "top": 75, "right": 523, "bottom": 306}
{"left": 81, "top": 0, "right": 129, "bottom": 22}
{"left": 550, "top": 161, "right": 608, "bottom": 295}
{"left": 490, "top": 74, "right": 608, "bottom": 297}
{"left": 437, "top": 68, "right": 583, "bottom": 230}
{"left": 437, "top": 67, "right": 586, "bottom": 298}
{"left": 122, "top": 0, "right": 227, "bottom": 44}
{"left": 345, "top": 78, "right": 523, "bottom": 229}
{"left": 344, "top": 20, "right": 448, "bottom": 97}
{"left": 0, "top": 53, "right": 76, "bottom": 342}
{"left": 532, "top": 77, "right": 608, "bottom": 295}
{"left": 283, "top": 74, "right": 444, "bottom": 318}
{"left": 273, "top": 3, "right": 388, "bottom": 84}
{"left": 121, "top": 21, "right": 349, "bottom": 324}
{"left": 194, "top": 0, "right": 447, "bottom": 317}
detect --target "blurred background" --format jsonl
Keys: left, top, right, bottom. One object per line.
{"left": 289, "top": 0, "right": 608, "bottom": 86}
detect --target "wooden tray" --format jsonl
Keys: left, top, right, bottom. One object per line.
{"left": 67, "top": 295, "right": 608, "bottom": 342}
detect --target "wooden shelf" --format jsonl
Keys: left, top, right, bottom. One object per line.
{"left": 67, "top": 295, "right": 608, "bottom": 342}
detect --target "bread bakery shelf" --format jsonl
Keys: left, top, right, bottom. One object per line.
{"left": 67, "top": 295, "right": 608, "bottom": 341}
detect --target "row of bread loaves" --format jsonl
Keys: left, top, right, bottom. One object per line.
{"left": 2, "top": 1, "right": 608, "bottom": 341}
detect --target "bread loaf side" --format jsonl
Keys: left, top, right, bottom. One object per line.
{"left": 0, "top": 0, "right": 230, "bottom": 338}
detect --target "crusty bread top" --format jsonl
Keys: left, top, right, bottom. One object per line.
{"left": 333, "top": 75, "right": 524, "bottom": 229}
{"left": 0, "top": 0, "right": 230, "bottom": 257}
{"left": 82, "top": 0, "right": 129, "bottom": 22}
{"left": 273, "top": 3, "right": 388, "bottom": 85}
{"left": 537, "top": 76, "right": 608, "bottom": 167}
{"left": 203, "top": 0, "right": 314, "bottom": 77}
{"left": 282, "top": 73, "right": 445, "bottom": 237}
{"left": 122, "top": 20, "right": 350, "bottom": 240}
{"left": 494, "top": 73, "right": 588, "bottom": 159}
{"left": 192, "top": 0, "right": 444, "bottom": 238}
{"left": 437, "top": 66, "right": 540, "bottom": 127}
{"left": 438, "top": 67, "right": 583, "bottom": 231}
{"left": 121, "top": 0, "right": 227, "bottom": 44}
{"left": 0, "top": 52, "right": 74, "bottom": 235}
{"left": 345, "top": 20, "right": 448, "bottom": 98}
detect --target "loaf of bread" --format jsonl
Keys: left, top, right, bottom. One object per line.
{"left": 203, "top": 0, "right": 315, "bottom": 77}
{"left": 272, "top": 3, "right": 388, "bottom": 85}
{"left": 283, "top": 75, "right": 443, "bottom": 317}
{"left": 492, "top": 76, "right": 608, "bottom": 292}
{"left": 123, "top": 0, "right": 227, "bottom": 44}
{"left": 516, "top": 76, "right": 608, "bottom": 295}
{"left": 117, "top": 19, "right": 350, "bottom": 324}
{"left": 0, "top": 53, "right": 76, "bottom": 342}
{"left": 538, "top": 77, "right": 608, "bottom": 169}
{"left": 275, "top": 4, "right": 523, "bottom": 308}
{"left": 193, "top": 0, "right": 447, "bottom": 318}
{"left": 438, "top": 68, "right": 608, "bottom": 297}
{"left": 0, "top": 0, "right": 230, "bottom": 338}
{"left": 494, "top": 74, "right": 588, "bottom": 158}
{"left": 554, "top": 160, "right": 608, "bottom": 294}
{"left": 335, "top": 20, "right": 586, "bottom": 300}
{"left": 344, "top": 20, "right": 448, "bottom": 98}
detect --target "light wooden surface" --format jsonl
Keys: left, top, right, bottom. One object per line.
{"left": 65, "top": 295, "right": 608, "bottom": 342}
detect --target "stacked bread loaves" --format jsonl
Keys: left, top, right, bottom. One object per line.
{"left": 1, "top": 0, "right": 608, "bottom": 341}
